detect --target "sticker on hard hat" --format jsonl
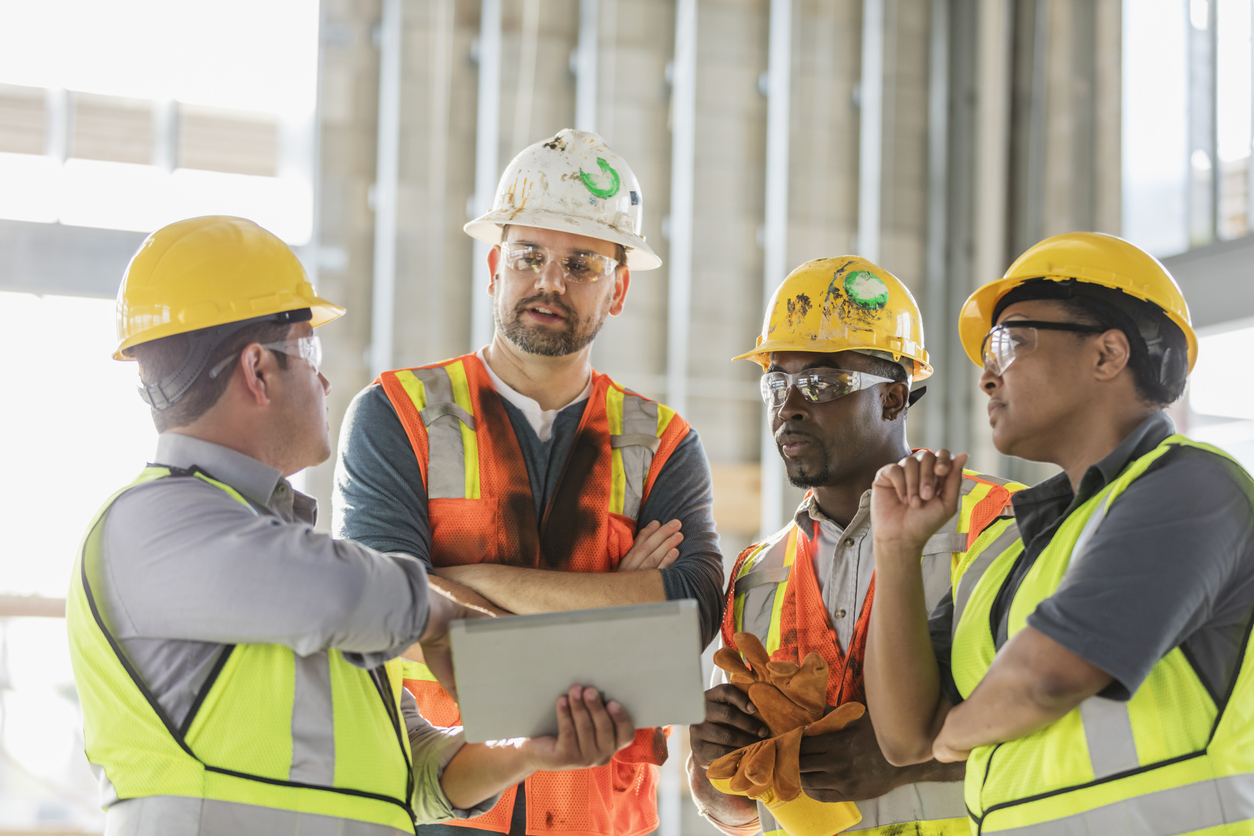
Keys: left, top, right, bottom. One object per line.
{"left": 844, "top": 271, "right": 890, "bottom": 310}
{"left": 580, "top": 158, "right": 621, "bottom": 199}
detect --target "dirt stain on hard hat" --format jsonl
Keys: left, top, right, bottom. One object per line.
{"left": 785, "top": 294, "right": 812, "bottom": 327}
{"left": 543, "top": 134, "right": 567, "bottom": 152}
{"left": 820, "top": 259, "right": 886, "bottom": 338}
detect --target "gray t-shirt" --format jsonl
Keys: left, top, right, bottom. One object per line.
{"left": 931, "top": 412, "right": 1254, "bottom": 704}
{"left": 95, "top": 433, "right": 495, "bottom": 826}
{"left": 332, "top": 381, "right": 725, "bottom": 647}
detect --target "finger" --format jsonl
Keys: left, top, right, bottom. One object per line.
{"left": 916, "top": 450, "right": 937, "bottom": 501}
{"left": 654, "top": 546, "right": 681, "bottom": 570}
{"left": 567, "top": 685, "right": 597, "bottom": 756}
{"left": 874, "top": 463, "right": 909, "bottom": 504}
{"left": 638, "top": 531, "right": 684, "bottom": 569}
{"left": 933, "top": 448, "right": 954, "bottom": 476}
{"left": 943, "top": 453, "right": 969, "bottom": 510}
{"left": 583, "top": 688, "right": 618, "bottom": 756}
{"left": 900, "top": 456, "right": 921, "bottom": 507}
{"left": 617, "top": 521, "right": 660, "bottom": 571}
{"left": 606, "top": 700, "right": 636, "bottom": 751}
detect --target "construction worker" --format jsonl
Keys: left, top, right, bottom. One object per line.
{"left": 68, "top": 215, "right": 637, "bottom": 836}
{"left": 332, "top": 129, "right": 724, "bottom": 836}
{"left": 864, "top": 232, "right": 1254, "bottom": 834}
{"left": 688, "top": 257, "right": 1025, "bottom": 836}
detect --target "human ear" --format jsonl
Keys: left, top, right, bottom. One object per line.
{"left": 882, "top": 381, "right": 910, "bottom": 421}
{"left": 609, "top": 267, "right": 630, "bottom": 317}
{"left": 237, "top": 344, "right": 276, "bottom": 407}
{"left": 1092, "top": 330, "right": 1131, "bottom": 382}
{"left": 486, "top": 245, "right": 501, "bottom": 296}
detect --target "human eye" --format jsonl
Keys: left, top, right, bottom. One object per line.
{"left": 563, "top": 254, "right": 603, "bottom": 281}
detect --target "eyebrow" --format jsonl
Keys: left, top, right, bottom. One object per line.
{"left": 765, "top": 362, "right": 852, "bottom": 373}
{"left": 509, "top": 240, "right": 603, "bottom": 258}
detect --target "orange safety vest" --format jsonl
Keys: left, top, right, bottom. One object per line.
{"left": 722, "top": 471, "right": 1019, "bottom": 709}
{"left": 378, "top": 353, "right": 691, "bottom": 836}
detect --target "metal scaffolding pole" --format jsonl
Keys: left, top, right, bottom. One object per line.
{"left": 370, "top": 0, "right": 402, "bottom": 376}
{"left": 923, "top": 0, "right": 950, "bottom": 451}
{"left": 1188, "top": 0, "right": 1218, "bottom": 247}
{"left": 665, "top": 0, "right": 697, "bottom": 418}
{"left": 575, "top": 0, "right": 599, "bottom": 133}
{"left": 759, "top": 0, "right": 793, "bottom": 538}
{"left": 857, "top": 0, "right": 885, "bottom": 262}
{"left": 472, "top": 0, "right": 503, "bottom": 350}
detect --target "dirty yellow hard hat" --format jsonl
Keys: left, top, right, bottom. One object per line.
{"left": 732, "top": 256, "right": 932, "bottom": 381}
{"left": 958, "top": 231, "right": 1197, "bottom": 371}
{"left": 114, "top": 215, "right": 345, "bottom": 360}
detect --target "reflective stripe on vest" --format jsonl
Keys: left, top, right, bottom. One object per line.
{"left": 392, "top": 364, "right": 480, "bottom": 500}
{"left": 952, "top": 435, "right": 1254, "bottom": 834}
{"left": 67, "top": 467, "right": 417, "bottom": 833}
{"left": 724, "top": 472, "right": 1023, "bottom": 835}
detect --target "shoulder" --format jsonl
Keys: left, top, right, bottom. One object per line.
{"left": 733, "top": 522, "right": 795, "bottom": 579}
{"left": 104, "top": 473, "right": 260, "bottom": 544}
{"left": 1123, "top": 443, "right": 1254, "bottom": 518}
{"left": 344, "top": 382, "right": 402, "bottom": 427}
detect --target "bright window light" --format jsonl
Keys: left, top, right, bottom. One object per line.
{"left": 0, "top": 152, "right": 60, "bottom": 223}
{"left": 1189, "top": 324, "right": 1254, "bottom": 421}
{"left": 1217, "top": 0, "right": 1252, "bottom": 164}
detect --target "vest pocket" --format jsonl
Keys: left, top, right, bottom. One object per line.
{"left": 429, "top": 498, "right": 499, "bottom": 565}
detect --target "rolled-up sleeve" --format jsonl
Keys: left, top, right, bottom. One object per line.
{"left": 101, "top": 476, "right": 431, "bottom": 667}
{"left": 401, "top": 689, "right": 501, "bottom": 822}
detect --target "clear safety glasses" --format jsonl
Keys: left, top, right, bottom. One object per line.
{"left": 501, "top": 242, "right": 620, "bottom": 284}
{"left": 760, "top": 368, "right": 895, "bottom": 410}
{"left": 208, "top": 335, "right": 323, "bottom": 380}
{"left": 980, "top": 321, "right": 1106, "bottom": 376}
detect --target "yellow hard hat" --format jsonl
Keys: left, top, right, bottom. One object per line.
{"left": 114, "top": 215, "right": 345, "bottom": 360}
{"left": 959, "top": 232, "right": 1197, "bottom": 371}
{"left": 732, "top": 256, "right": 932, "bottom": 381}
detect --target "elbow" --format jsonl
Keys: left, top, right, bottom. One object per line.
{"left": 879, "top": 737, "right": 935, "bottom": 768}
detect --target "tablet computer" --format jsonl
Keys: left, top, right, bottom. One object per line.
{"left": 449, "top": 600, "right": 707, "bottom": 744}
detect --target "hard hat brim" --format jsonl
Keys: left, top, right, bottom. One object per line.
{"left": 732, "top": 339, "right": 934, "bottom": 381}
{"left": 465, "top": 209, "right": 662, "bottom": 271}
{"left": 114, "top": 295, "right": 346, "bottom": 360}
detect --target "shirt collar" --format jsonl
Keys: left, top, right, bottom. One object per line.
{"left": 792, "top": 490, "right": 871, "bottom": 533}
{"left": 1011, "top": 411, "right": 1176, "bottom": 518}
{"left": 476, "top": 348, "right": 592, "bottom": 417}
{"left": 153, "top": 433, "right": 286, "bottom": 508}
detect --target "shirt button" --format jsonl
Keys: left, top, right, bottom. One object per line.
{"left": 835, "top": 608, "right": 847, "bottom": 619}
{"left": 843, "top": 538, "right": 855, "bottom": 548}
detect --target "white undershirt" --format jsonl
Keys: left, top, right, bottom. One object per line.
{"left": 476, "top": 349, "right": 592, "bottom": 442}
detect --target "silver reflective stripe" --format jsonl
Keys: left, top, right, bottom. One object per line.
{"left": 986, "top": 772, "right": 1254, "bottom": 835}
{"left": 920, "top": 552, "right": 954, "bottom": 614}
{"left": 616, "top": 394, "right": 659, "bottom": 519}
{"left": 923, "top": 532, "right": 969, "bottom": 554}
{"left": 951, "top": 523, "right": 1022, "bottom": 641}
{"left": 737, "top": 535, "right": 790, "bottom": 639}
{"left": 734, "top": 565, "right": 790, "bottom": 597}
{"left": 1070, "top": 491, "right": 1114, "bottom": 567}
{"left": 289, "top": 651, "right": 335, "bottom": 785}
{"left": 1079, "top": 695, "right": 1139, "bottom": 778}
{"left": 105, "top": 795, "right": 408, "bottom": 835}
{"left": 847, "top": 780, "right": 968, "bottom": 830}
{"left": 414, "top": 367, "right": 466, "bottom": 500}
{"left": 419, "top": 400, "right": 475, "bottom": 431}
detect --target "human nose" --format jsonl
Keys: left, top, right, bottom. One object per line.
{"left": 319, "top": 371, "right": 331, "bottom": 396}
{"left": 534, "top": 256, "right": 567, "bottom": 294}
{"left": 776, "top": 382, "right": 812, "bottom": 420}
{"left": 979, "top": 364, "right": 999, "bottom": 394}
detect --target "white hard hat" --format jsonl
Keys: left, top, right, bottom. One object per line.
{"left": 464, "top": 129, "right": 662, "bottom": 270}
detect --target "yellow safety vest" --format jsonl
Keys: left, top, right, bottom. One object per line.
{"left": 951, "top": 435, "right": 1254, "bottom": 834}
{"left": 726, "top": 471, "right": 1025, "bottom": 836}
{"left": 67, "top": 466, "right": 418, "bottom": 832}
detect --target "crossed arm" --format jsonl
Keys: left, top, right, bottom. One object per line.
{"left": 864, "top": 450, "right": 1112, "bottom": 765}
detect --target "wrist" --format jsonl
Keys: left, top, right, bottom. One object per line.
{"left": 872, "top": 538, "right": 927, "bottom": 567}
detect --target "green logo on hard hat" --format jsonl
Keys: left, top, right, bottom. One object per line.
{"left": 844, "top": 271, "right": 889, "bottom": 310}
{"left": 580, "top": 158, "right": 621, "bottom": 199}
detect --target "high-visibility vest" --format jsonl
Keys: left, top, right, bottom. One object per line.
{"left": 66, "top": 467, "right": 418, "bottom": 833}
{"left": 723, "top": 471, "right": 1024, "bottom": 836}
{"left": 378, "top": 353, "right": 691, "bottom": 836}
{"left": 951, "top": 435, "right": 1254, "bottom": 834}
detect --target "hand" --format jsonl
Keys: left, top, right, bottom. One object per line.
{"left": 417, "top": 585, "right": 489, "bottom": 701}
{"left": 689, "top": 684, "right": 770, "bottom": 770}
{"left": 617, "top": 520, "right": 684, "bottom": 572}
{"left": 520, "top": 686, "right": 635, "bottom": 770}
{"left": 870, "top": 449, "right": 968, "bottom": 556}
{"left": 797, "top": 713, "right": 911, "bottom": 803}
{"left": 932, "top": 735, "right": 970, "bottom": 763}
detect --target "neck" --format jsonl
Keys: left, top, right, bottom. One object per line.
{"left": 811, "top": 436, "right": 912, "bottom": 528}
{"left": 482, "top": 335, "right": 593, "bottom": 410}
{"left": 1053, "top": 401, "right": 1156, "bottom": 493}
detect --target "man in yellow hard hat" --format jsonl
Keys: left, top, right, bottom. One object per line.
{"left": 67, "top": 215, "right": 636, "bottom": 836}
{"left": 864, "top": 232, "right": 1254, "bottom": 834}
{"left": 333, "top": 128, "right": 725, "bottom": 836}
{"left": 688, "top": 257, "right": 1025, "bottom": 836}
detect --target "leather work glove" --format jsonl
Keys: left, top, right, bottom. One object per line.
{"left": 706, "top": 632, "right": 864, "bottom": 835}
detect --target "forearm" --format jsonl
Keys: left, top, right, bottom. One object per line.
{"left": 436, "top": 564, "right": 665, "bottom": 614}
{"left": 899, "top": 758, "right": 966, "bottom": 784}
{"left": 440, "top": 743, "right": 534, "bottom": 811}
{"left": 426, "top": 575, "right": 512, "bottom": 616}
{"left": 686, "top": 753, "right": 759, "bottom": 836}
{"left": 864, "top": 541, "right": 949, "bottom": 766}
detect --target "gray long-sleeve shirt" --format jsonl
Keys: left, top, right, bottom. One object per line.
{"left": 93, "top": 433, "right": 496, "bottom": 829}
{"left": 332, "top": 380, "right": 725, "bottom": 648}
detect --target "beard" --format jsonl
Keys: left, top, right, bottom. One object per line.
{"left": 775, "top": 427, "right": 834, "bottom": 488}
{"left": 495, "top": 290, "right": 609, "bottom": 357}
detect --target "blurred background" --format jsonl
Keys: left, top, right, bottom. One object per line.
{"left": 0, "top": 0, "right": 1252, "bottom": 833}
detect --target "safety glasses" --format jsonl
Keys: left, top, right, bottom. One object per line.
{"left": 501, "top": 242, "right": 619, "bottom": 284}
{"left": 208, "top": 335, "right": 323, "bottom": 380}
{"left": 760, "top": 368, "right": 895, "bottom": 410}
{"left": 980, "top": 321, "right": 1106, "bottom": 376}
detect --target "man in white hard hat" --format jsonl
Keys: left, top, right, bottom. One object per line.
{"left": 333, "top": 129, "right": 725, "bottom": 836}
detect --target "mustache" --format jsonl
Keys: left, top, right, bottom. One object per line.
{"left": 514, "top": 292, "right": 573, "bottom": 318}
{"left": 774, "top": 424, "right": 819, "bottom": 445}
